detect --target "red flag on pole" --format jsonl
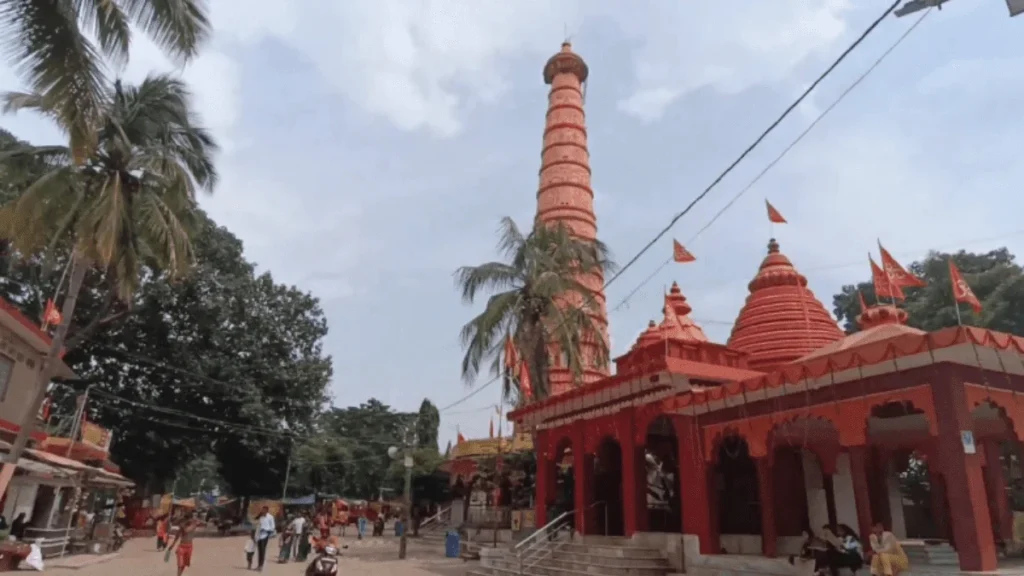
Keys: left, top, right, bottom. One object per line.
{"left": 765, "top": 200, "right": 787, "bottom": 224}
{"left": 948, "top": 260, "right": 982, "bottom": 314}
{"left": 456, "top": 428, "right": 466, "bottom": 444}
{"left": 517, "top": 360, "right": 532, "bottom": 400}
{"left": 870, "top": 256, "right": 904, "bottom": 301}
{"left": 502, "top": 334, "right": 518, "bottom": 372}
{"left": 672, "top": 240, "right": 696, "bottom": 263}
{"left": 878, "top": 242, "right": 926, "bottom": 288}
{"left": 42, "top": 299, "right": 62, "bottom": 328}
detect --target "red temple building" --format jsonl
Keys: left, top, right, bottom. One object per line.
{"left": 507, "top": 43, "right": 1024, "bottom": 573}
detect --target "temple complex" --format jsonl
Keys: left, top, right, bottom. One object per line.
{"left": 504, "top": 42, "right": 1024, "bottom": 574}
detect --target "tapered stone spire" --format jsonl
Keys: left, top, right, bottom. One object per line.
{"left": 536, "top": 42, "right": 609, "bottom": 396}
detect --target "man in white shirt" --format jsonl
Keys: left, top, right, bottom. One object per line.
{"left": 256, "top": 507, "right": 276, "bottom": 572}
{"left": 288, "top": 514, "right": 307, "bottom": 561}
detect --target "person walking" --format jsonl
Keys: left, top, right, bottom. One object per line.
{"left": 255, "top": 507, "right": 276, "bottom": 572}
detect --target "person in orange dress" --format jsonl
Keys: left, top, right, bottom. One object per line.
{"left": 156, "top": 515, "right": 169, "bottom": 551}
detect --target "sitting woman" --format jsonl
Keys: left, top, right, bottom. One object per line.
{"left": 836, "top": 525, "right": 865, "bottom": 575}
{"left": 797, "top": 529, "right": 830, "bottom": 576}
{"left": 867, "top": 522, "right": 909, "bottom": 576}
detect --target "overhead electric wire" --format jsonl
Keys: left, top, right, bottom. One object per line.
{"left": 608, "top": 5, "right": 931, "bottom": 314}
{"left": 600, "top": 0, "right": 904, "bottom": 295}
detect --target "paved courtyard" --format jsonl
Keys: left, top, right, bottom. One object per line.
{"left": 44, "top": 532, "right": 472, "bottom": 576}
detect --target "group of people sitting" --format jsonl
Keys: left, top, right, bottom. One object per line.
{"left": 796, "top": 522, "right": 909, "bottom": 576}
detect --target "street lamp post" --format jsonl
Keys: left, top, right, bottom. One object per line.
{"left": 388, "top": 445, "right": 415, "bottom": 559}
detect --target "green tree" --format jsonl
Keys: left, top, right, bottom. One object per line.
{"left": 832, "top": 249, "right": 1024, "bottom": 334}
{"left": 455, "top": 217, "right": 617, "bottom": 400}
{"left": 2, "top": 0, "right": 210, "bottom": 163}
{"left": 0, "top": 75, "right": 218, "bottom": 486}
{"left": 415, "top": 399, "right": 440, "bottom": 450}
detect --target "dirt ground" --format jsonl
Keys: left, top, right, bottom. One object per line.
{"left": 42, "top": 532, "right": 473, "bottom": 576}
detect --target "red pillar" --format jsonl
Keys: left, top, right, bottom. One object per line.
{"left": 930, "top": 376, "right": 997, "bottom": 572}
{"left": 982, "top": 439, "right": 1013, "bottom": 545}
{"left": 619, "top": 410, "right": 646, "bottom": 536}
{"left": 535, "top": 429, "right": 551, "bottom": 528}
{"left": 848, "top": 446, "right": 874, "bottom": 543}
{"left": 572, "top": 422, "right": 595, "bottom": 535}
{"left": 675, "top": 416, "right": 716, "bottom": 554}
{"left": 756, "top": 457, "right": 777, "bottom": 558}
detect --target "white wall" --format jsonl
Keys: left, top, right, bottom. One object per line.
{"left": 832, "top": 453, "right": 858, "bottom": 530}
{"left": 886, "top": 462, "right": 907, "bottom": 539}
{"left": 3, "top": 479, "right": 37, "bottom": 522}
{"left": 802, "top": 450, "right": 829, "bottom": 531}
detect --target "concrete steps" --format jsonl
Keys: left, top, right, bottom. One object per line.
{"left": 903, "top": 542, "right": 959, "bottom": 567}
{"left": 471, "top": 541, "right": 671, "bottom": 576}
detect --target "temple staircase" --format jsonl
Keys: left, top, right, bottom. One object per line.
{"left": 902, "top": 541, "right": 960, "bottom": 568}
{"left": 414, "top": 506, "right": 453, "bottom": 547}
{"left": 469, "top": 514, "right": 672, "bottom": 576}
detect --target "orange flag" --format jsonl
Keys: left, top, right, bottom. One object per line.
{"left": 870, "top": 256, "right": 904, "bottom": 301}
{"left": 878, "top": 242, "right": 926, "bottom": 288}
{"left": 502, "top": 334, "right": 519, "bottom": 372}
{"left": 948, "top": 260, "right": 982, "bottom": 314}
{"left": 765, "top": 200, "right": 787, "bottom": 224}
{"left": 456, "top": 429, "right": 466, "bottom": 444}
{"left": 42, "top": 299, "right": 62, "bottom": 328}
{"left": 857, "top": 290, "right": 869, "bottom": 312}
{"left": 672, "top": 240, "right": 696, "bottom": 263}
{"left": 518, "top": 360, "right": 533, "bottom": 400}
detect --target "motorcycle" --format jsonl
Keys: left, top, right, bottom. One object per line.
{"left": 305, "top": 544, "right": 347, "bottom": 576}
{"left": 111, "top": 525, "right": 128, "bottom": 551}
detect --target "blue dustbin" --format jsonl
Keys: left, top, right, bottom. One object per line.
{"left": 395, "top": 520, "right": 404, "bottom": 537}
{"left": 444, "top": 530, "right": 460, "bottom": 558}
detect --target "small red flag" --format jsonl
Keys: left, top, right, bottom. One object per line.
{"left": 857, "top": 290, "right": 869, "bottom": 312}
{"left": 502, "top": 334, "right": 519, "bottom": 372}
{"left": 672, "top": 240, "right": 696, "bottom": 263}
{"left": 948, "top": 260, "right": 982, "bottom": 314}
{"left": 765, "top": 200, "right": 787, "bottom": 224}
{"left": 456, "top": 426, "right": 466, "bottom": 444}
{"left": 870, "top": 256, "right": 904, "bottom": 301}
{"left": 42, "top": 299, "right": 62, "bottom": 327}
{"left": 518, "top": 361, "right": 532, "bottom": 400}
{"left": 879, "top": 243, "right": 926, "bottom": 288}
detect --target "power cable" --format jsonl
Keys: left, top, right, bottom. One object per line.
{"left": 600, "top": 0, "right": 903, "bottom": 294}
{"left": 608, "top": 6, "right": 932, "bottom": 313}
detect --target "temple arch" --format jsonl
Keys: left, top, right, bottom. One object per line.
{"left": 644, "top": 415, "right": 680, "bottom": 532}
{"left": 593, "top": 436, "right": 624, "bottom": 536}
{"left": 768, "top": 416, "right": 842, "bottom": 551}
{"left": 715, "top": 436, "right": 762, "bottom": 546}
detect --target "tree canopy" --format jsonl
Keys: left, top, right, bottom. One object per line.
{"left": 456, "top": 216, "right": 617, "bottom": 401}
{"left": 832, "top": 248, "right": 1024, "bottom": 335}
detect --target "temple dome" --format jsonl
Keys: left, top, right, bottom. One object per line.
{"left": 633, "top": 320, "right": 662, "bottom": 349}
{"left": 727, "top": 238, "right": 843, "bottom": 371}
{"left": 658, "top": 282, "right": 709, "bottom": 342}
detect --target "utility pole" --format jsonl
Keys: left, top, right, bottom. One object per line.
{"left": 282, "top": 449, "right": 293, "bottom": 500}
{"left": 391, "top": 422, "right": 417, "bottom": 560}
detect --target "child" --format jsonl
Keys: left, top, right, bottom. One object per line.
{"left": 245, "top": 530, "right": 256, "bottom": 570}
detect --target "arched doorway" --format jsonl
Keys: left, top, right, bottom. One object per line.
{"left": 551, "top": 437, "right": 575, "bottom": 518}
{"left": 594, "top": 437, "right": 624, "bottom": 536}
{"left": 645, "top": 416, "right": 681, "bottom": 532}
{"left": 716, "top": 436, "right": 761, "bottom": 537}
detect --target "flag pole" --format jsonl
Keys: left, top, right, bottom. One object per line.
{"left": 953, "top": 300, "right": 963, "bottom": 327}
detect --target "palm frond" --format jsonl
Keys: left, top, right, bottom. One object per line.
{"left": 0, "top": 0, "right": 109, "bottom": 162}
{"left": 459, "top": 290, "right": 519, "bottom": 385}
{"left": 119, "top": 0, "right": 211, "bottom": 63}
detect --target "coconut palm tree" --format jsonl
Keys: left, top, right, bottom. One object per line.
{"left": 1, "top": 0, "right": 211, "bottom": 164}
{"left": 455, "top": 217, "right": 616, "bottom": 401}
{"left": 0, "top": 73, "right": 217, "bottom": 485}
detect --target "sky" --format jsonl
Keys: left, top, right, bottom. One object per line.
{"left": 2, "top": 0, "right": 1024, "bottom": 451}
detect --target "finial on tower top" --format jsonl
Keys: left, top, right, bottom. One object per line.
{"left": 543, "top": 39, "right": 588, "bottom": 84}
{"left": 768, "top": 238, "right": 780, "bottom": 254}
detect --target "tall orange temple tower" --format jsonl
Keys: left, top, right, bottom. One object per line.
{"left": 535, "top": 42, "right": 610, "bottom": 395}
